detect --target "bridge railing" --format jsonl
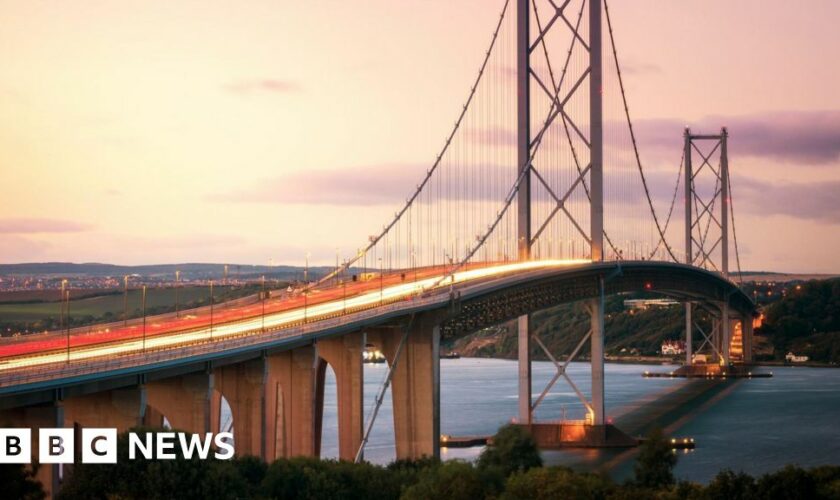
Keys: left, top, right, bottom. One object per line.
{"left": 0, "top": 261, "right": 603, "bottom": 388}
{"left": 0, "top": 291, "right": 450, "bottom": 388}
{"left": 0, "top": 292, "right": 265, "bottom": 347}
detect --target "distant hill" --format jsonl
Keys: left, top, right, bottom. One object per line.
{"left": 448, "top": 277, "right": 840, "bottom": 365}
{"left": 757, "top": 278, "right": 840, "bottom": 363}
{"left": 447, "top": 293, "right": 703, "bottom": 360}
{"left": 0, "top": 262, "right": 335, "bottom": 280}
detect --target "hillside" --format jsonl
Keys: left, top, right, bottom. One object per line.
{"left": 757, "top": 278, "right": 840, "bottom": 363}
{"left": 446, "top": 294, "right": 713, "bottom": 361}
{"left": 0, "top": 262, "right": 334, "bottom": 280}
{"left": 447, "top": 278, "right": 840, "bottom": 365}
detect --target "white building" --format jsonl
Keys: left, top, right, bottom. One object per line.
{"left": 785, "top": 352, "right": 809, "bottom": 363}
{"left": 661, "top": 340, "right": 686, "bottom": 356}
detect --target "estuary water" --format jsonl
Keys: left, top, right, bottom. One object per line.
{"left": 315, "top": 358, "right": 840, "bottom": 482}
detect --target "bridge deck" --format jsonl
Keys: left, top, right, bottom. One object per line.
{"left": 0, "top": 260, "right": 753, "bottom": 405}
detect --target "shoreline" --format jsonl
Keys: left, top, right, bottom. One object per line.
{"left": 450, "top": 355, "right": 839, "bottom": 369}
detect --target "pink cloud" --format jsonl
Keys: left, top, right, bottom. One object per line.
{"left": 213, "top": 164, "right": 421, "bottom": 205}
{"left": 0, "top": 218, "right": 93, "bottom": 234}
{"left": 627, "top": 110, "right": 840, "bottom": 166}
{"left": 734, "top": 177, "right": 840, "bottom": 224}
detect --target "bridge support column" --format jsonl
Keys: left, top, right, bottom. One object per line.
{"left": 368, "top": 323, "right": 441, "bottom": 461}
{"left": 209, "top": 390, "right": 222, "bottom": 434}
{"left": 685, "top": 302, "right": 693, "bottom": 365}
{"left": 720, "top": 302, "right": 731, "bottom": 365}
{"left": 0, "top": 401, "right": 63, "bottom": 498}
{"left": 517, "top": 315, "right": 532, "bottom": 424}
{"left": 711, "top": 318, "right": 721, "bottom": 363}
{"left": 214, "top": 348, "right": 318, "bottom": 460}
{"left": 215, "top": 359, "right": 265, "bottom": 457}
{"left": 63, "top": 386, "right": 146, "bottom": 432}
{"left": 317, "top": 332, "right": 364, "bottom": 461}
{"left": 589, "top": 281, "right": 606, "bottom": 429}
{"left": 266, "top": 346, "right": 318, "bottom": 460}
{"left": 146, "top": 371, "right": 213, "bottom": 434}
{"left": 743, "top": 316, "right": 754, "bottom": 363}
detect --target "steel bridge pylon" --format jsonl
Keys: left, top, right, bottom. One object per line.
{"left": 515, "top": 0, "right": 607, "bottom": 432}
{"left": 682, "top": 128, "right": 752, "bottom": 367}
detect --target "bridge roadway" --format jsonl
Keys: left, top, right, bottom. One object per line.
{"left": 0, "top": 259, "right": 753, "bottom": 499}
{"left": 0, "top": 259, "right": 752, "bottom": 404}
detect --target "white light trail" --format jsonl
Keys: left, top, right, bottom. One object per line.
{"left": 0, "top": 259, "right": 589, "bottom": 372}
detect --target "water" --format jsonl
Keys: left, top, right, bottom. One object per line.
{"left": 672, "top": 366, "right": 840, "bottom": 481}
{"left": 288, "top": 359, "right": 840, "bottom": 482}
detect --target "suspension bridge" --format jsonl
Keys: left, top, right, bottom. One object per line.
{"left": 0, "top": 1, "right": 755, "bottom": 496}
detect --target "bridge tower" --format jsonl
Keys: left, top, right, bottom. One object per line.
{"left": 683, "top": 128, "right": 749, "bottom": 366}
{"left": 516, "top": 0, "right": 606, "bottom": 429}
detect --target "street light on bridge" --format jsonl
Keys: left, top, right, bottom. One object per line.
{"left": 335, "top": 247, "right": 340, "bottom": 286}
{"left": 261, "top": 275, "right": 266, "bottom": 332}
{"left": 175, "top": 270, "right": 180, "bottom": 318}
{"left": 59, "top": 278, "right": 68, "bottom": 331}
{"left": 209, "top": 280, "right": 214, "bottom": 340}
{"left": 142, "top": 285, "right": 147, "bottom": 353}
{"left": 123, "top": 275, "right": 130, "bottom": 326}
{"left": 303, "top": 252, "right": 310, "bottom": 323}
{"left": 342, "top": 260, "right": 348, "bottom": 315}
{"left": 378, "top": 257, "right": 384, "bottom": 305}
{"left": 65, "top": 288, "right": 71, "bottom": 364}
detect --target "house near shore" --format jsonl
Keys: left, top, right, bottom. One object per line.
{"left": 785, "top": 352, "right": 809, "bottom": 363}
{"left": 661, "top": 339, "right": 686, "bottom": 356}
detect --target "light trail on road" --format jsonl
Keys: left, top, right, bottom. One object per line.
{"left": 0, "top": 259, "right": 589, "bottom": 372}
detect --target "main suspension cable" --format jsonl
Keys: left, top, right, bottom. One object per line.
{"left": 313, "top": 0, "right": 511, "bottom": 287}
{"left": 726, "top": 166, "right": 744, "bottom": 285}
{"left": 648, "top": 150, "right": 684, "bottom": 260}
{"left": 604, "top": 0, "right": 679, "bottom": 262}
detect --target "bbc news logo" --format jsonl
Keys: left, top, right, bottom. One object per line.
{"left": 0, "top": 429, "right": 234, "bottom": 464}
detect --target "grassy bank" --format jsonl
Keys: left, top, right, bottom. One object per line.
{"left": 0, "top": 285, "right": 261, "bottom": 334}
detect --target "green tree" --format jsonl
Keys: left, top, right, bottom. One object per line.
{"left": 261, "top": 457, "right": 401, "bottom": 500}
{"left": 58, "top": 428, "right": 250, "bottom": 500}
{"left": 755, "top": 465, "right": 817, "bottom": 500}
{"left": 0, "top": 464, "right": 46, "bottom": 500}
{"left": 633, "top": 427, "right": 677, "bottom": 489}
{"left": 478, "top": 424, "right": 542, "bottom": 476}
{"left": 703, "top": 470, "right": 756, "bottom": 500}
{"left": 810, "top": 466, "right": 840, "bottom": 499}
{"left": 502, "top": 466, "right": 612, "bottom": 500}
{"left": 400, "top": 461, "right": 490, "bottom": 500}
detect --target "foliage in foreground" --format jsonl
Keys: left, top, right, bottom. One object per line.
{"left": 50, "top": 426, "right": 840, "bottom": 500}
{"left": 0, "top": 463, "right": 46, "bottom": 500}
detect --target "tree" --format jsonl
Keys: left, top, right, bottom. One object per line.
{"left": 633, "top": 427, "right": 677, "bottom": 489}
{"left": 810, "top": 465, "right": 840, "bottom": 499}
{"left": 401, "top": 461, "right": 489, "bottom": 500}
{"left": 0, "top": 464, "right": 46, "bottom": 500}
{"left": 261, "top": 457, "right": 401, "bottom": 500}
{"left": 58, "top": 428, "right": 250, "bottom": 500}
{"left": 502, "top": 466, "right": 612, "bottom": 500}
{"left": 478, "top": 424, "right": 542, "bottom": 476}
{"left": 755, "top": 465, "right": 816, "bottom": 500}
{"left": 704, "top": 469, "right": 756, "bottom": 500}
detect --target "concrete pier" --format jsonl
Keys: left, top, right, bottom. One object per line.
{"left": 0, "top": 402, "right": 64, "bottom": 497}
{"left": 146, "top": 372, "right": 212, "bottom": 434}
{"left": 317, "top": 332, "right": 364, "bottom": 461}
{"left": 266, "top": 346, "right": 318, "bottom": 459}
{"left": 368, "top": 322, "right": 441, "bottom": 460}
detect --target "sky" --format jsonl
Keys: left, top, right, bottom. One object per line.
{"left": 1, "top": 0, "right": 839, "bottom": 272}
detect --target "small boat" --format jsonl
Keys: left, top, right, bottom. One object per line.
{"left": 441, "top": 352, "right": 461, "bottom": 359}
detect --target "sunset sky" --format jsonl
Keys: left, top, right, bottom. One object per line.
{"left": 1, "top": 0, "right": 839, "bottom": 272}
